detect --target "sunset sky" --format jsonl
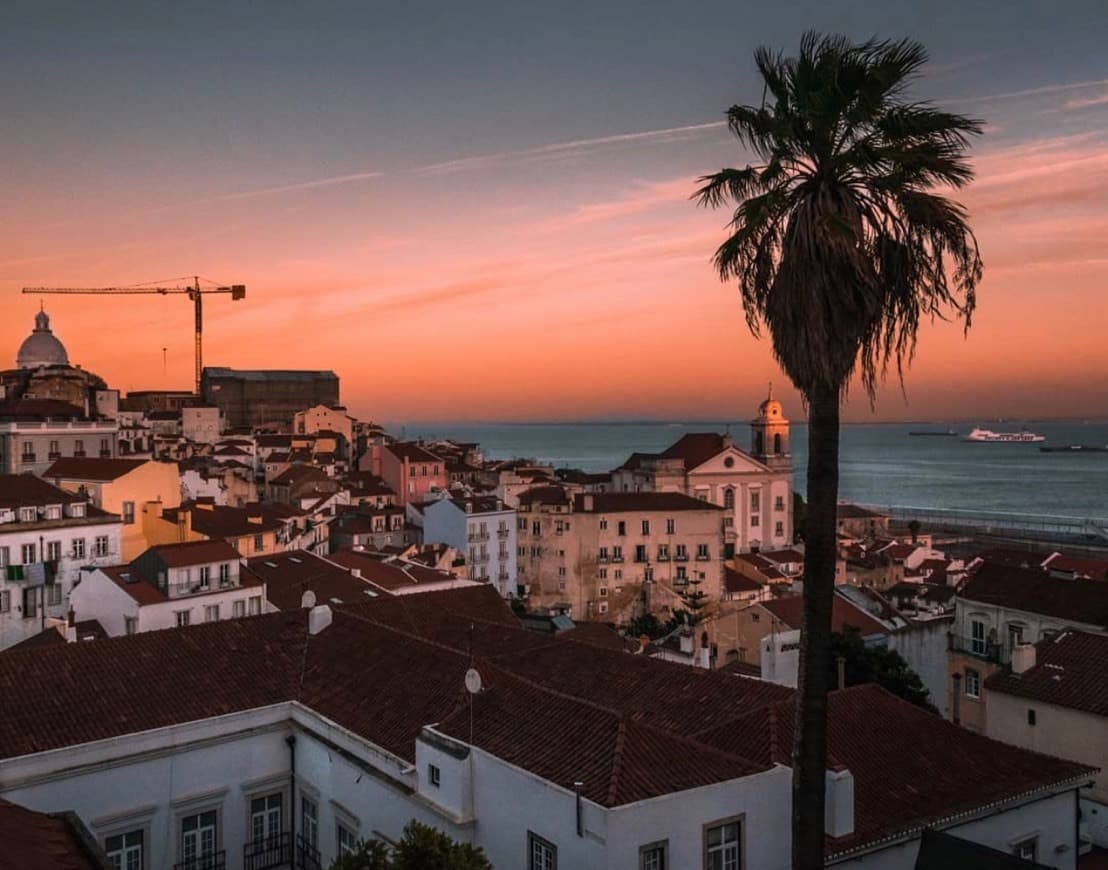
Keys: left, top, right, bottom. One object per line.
{"left": 2, "top": 1, "right": 1106, "bottom": 423}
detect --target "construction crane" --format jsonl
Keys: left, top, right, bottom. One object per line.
{"left": 22, "top": 277, "right": 245, "bottom": 395}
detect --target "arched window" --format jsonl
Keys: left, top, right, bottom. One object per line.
{"left": 754, "top": 432, "right": 764, "bottom": 455}
{"left": 774, "top": 433, "right": 782, "bottom": 454}
{"left": 723, "top": 487, "right": 735, "bottom": 509}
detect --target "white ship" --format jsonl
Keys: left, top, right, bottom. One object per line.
{"left": 963, "top": 427, "right": 1046, "bottom": 443}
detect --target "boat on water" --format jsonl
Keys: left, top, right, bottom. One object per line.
{"left": 963, "top": 427, "right": 1046, "bottom": 443}
{"left": 1039, "top": 444, "right": 1108, "bottom": 453}
{"left": 908, "top": 429, "right": 958, "bottom": 436}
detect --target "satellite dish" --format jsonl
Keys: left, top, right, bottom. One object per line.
{"left": 464, "top": 668, "right": 483, "bottom": 694}
{"left": 301, "top": 590, "right": 317, "bottom": 609}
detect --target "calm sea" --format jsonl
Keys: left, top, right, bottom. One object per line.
{"left": 403, "top": 421, "right": 1108, "bottom": 522}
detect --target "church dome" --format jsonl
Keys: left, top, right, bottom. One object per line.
{"left": 16, "top": 309, "right": 70, "bottom": 369}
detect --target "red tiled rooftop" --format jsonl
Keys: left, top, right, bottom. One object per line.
{"left": 761, "top": 593, "right": 889, "bottom": 636}
{"left": 0, "top": 798, "right": 107, "bottom": 870}
{"left": 961, "top": 562, "right": 1108, "bottom": 628}
{"left": 44, "top": 457, "right": 151, "bottom": 481}
{"left": 573, "top": 492, "right": 724, "bottom": 513}
{"left": 986, "top": 629, "right": 1108, "bottom": 718}
{"left": 148, "top": 539, "right": 242, "bottom": 568}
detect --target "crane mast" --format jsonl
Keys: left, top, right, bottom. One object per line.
{"left": 21, "top": 277, "right": 246, "bottom": 395}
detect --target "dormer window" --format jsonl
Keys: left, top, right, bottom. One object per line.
{"left": 45, "top": 505, "right": 62, "bottom": 520}
{"left": 69, "top": 504, "right": 85, "bottom": 518}
{"left": 219, "top": 563, "right": 231, "bottom": 585}
{"left": 19, "top": 507, "right": 37, "bottom": 523}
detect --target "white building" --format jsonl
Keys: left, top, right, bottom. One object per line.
{"left": 0, "top": 474, "right": 122, "bottom": 649}
{"left": 70, "top": 540, "right": 266, "bottom": 635}
{"left": 422, "top": 495, "right": 517, "bottom": 596}
{"left": 182, "top": 405, "right": 222, "bottom": 444}
{"left": 0, "top": 586, "right": 1090, "bottom": 870}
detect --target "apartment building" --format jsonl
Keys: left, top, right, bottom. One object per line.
{"left": 517, "top": 489, "right": 725, "bottom": 621}
{"left": 71, "top": 540, "right": 266, "bottom": 635}
{"left": 0, "top": 414, "right": 119, "bottom": 476}
{"left": 422, "top": 496, "right": 517, "bottom": 597}
{"left": 369, "top": 442, "right": 447, "bottom": 505}
{"left": 0, "top": 474, "right": 122, "bottom": 649}
{"left": 44, "top": 457, "right": 181, "bottom": 560}
{"left": 145, "top": 500, "right": 291, "bottom": 558}
{"left": 0, "top": 585, "right": 1091, "bottom": 870}
{"left": 947, "top": 561, "right": 1108, "bottom": 733}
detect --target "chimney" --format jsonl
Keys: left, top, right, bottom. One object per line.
{"left": 65, "top": 608, "right": 77, "bottom": 643}
{"left": 351, "top": 567, "right": 361, "bottom": 578}
{"left": 1011, "top": 642, "right": 1037, "bottom": 675}
{"left": 301, "top": 590, "right": 317, "bottom": 609}
{"left": 638, "top": 634, "right": 650, "bottom": 654}
{"left": 824, "top": 768, "right": 855, "bottom": 837}
{"left": 678, "top": 630, "right": 694, "bottom": 655}
{"left": 951, "top": 672, "right": 962, "bottom": 725}
{"left": 697, "top": 630, "right": 711, "bottom": 669}
{"left": 308, "top": 604, "right": 333, "bottom": 635}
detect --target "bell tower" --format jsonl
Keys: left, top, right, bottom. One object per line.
{"left": 750, "top": 383, "right": 791, "bottom": 471}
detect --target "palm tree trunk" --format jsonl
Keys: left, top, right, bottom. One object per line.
{"left": 792, "top": 383, "right": 840, "bottom": 869}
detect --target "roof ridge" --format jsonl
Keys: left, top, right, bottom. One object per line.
{"left": 606, "top": 719, "right": 628, "bottom": 805}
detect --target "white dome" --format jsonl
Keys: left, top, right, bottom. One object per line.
{"left": 17, "top": 309, "right": 69, "bottom": 369}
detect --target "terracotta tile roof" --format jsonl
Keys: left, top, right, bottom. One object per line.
{"left": 0, "top": 798, "right": 109, "bottom": 870}
{"left": 148, "top": 539, "right": 242, "bottom": 568}
{"left": 0, "top": 590, "right": 1092, "bottom": 830}
{"left": 960, "top": 562, "right": 1108, "bottom": 628}
{"left": 555, "top": 621, "right": 640, "bottom": 652}
{"left": 0, "top": 474, "right": 85, "bottom": 509}
{"left": 758, "top": 548, "right": 804, "bottom": 563}
{"left": 914, "top": 829, "right": 1052, "bottom": 870}
{"left": 9, "top": 620, "right": 109, "bottom": 650}
{"left": 657, "top": 432, "right": 729, "bottom": 470}
{"left": 43, "top": 458, "right": 151, "bottom": 481}
{"left": 986, "top": 629, "right": 1108, "bottom": 718}
{"left": 269, "top": 465, "right": 330, "bottom": 487}
{"left": 573, "top": 492, "right": 724, "bottom": 513}
{"left": 517, "top": 485, "right": 571, "bottom": 507}
{"left": 244, "top": 551, "right": 378, "bottom": 610}
{"left": 724, "top": 567, "right": 765, "bottom": 594}
{"left": 837, "top": 503, "right": 885, "bottom": 519}
{"left": 387, "top": 441, "right": 443, "bottom": 464}
{"left": 165, "top": 502, "right": 287, "bottom": 538}
{"left": 820, "top": 685, "right": 1093, "bottom": 858}
{"left": 447, "top": 496, "right": 505, "bottom": 514}
{"left": 760, "top": 594, "right": 890, "bottom": 636}
{"left": 256, "top": 434, "right": 293, "bottom": 448}
{"left": 1042, "top": 552, "right": 1108, "bottom": 581}
{"left": 100, "top": 565, "right": 167, "bottom": 604}
{"left": 327, "top": 548, "right": 462, "bottom": 592}
{"left": 613, "top": 451, "right": 659, "bottom": 471}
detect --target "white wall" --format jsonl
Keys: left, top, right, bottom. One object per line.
{"left": 887, "top": 617, "right": 953, "bottom": 716}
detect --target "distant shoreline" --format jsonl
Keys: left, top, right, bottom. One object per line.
{"left": 397, "top": 417, "right": 1108, "bottom": 429}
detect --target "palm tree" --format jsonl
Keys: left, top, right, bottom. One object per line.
{"left": 695, "top": 33, "right": 982, "bottom": 869}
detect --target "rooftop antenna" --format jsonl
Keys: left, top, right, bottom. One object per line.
{"left": 163, "top": 347, "right": 168, "bottom": 378}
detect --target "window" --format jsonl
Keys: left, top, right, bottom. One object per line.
{"left": 116, "top": 498, "right": 134, "bottom": 525}
{"left": 428, "top": 764, "right": 441, "bottom": 787}
{"left": 658, "top": 544, "right": 669, "bottom": 560}
{"left": 642, "top": 519, "right": 650, "bottom": 535}
{"left": 750, "top": 492, "right": 760, "bottom": 512}
{"left": 675, "top": 544, "right": 688, "bottom": 560}
{"left": 635, "top": 545, "right": 647, "bottom": 563}
{"left": 105, "top": 829, "right": 144, "bottom": 870}
{"left": 175, "top": 610, "right": 191, "bottom": 627}
{"left": 74, "top": 439, "right": 85, "bottom": 455}
{"left": 301, "top": 796, "right": 319, "bottom": 849}
{"left": 640, "top": 840, "right": 668, "bottom": 870}
{"left": 337, "top": 823, "right": 358, "bottom": 856}
{"left": 528, "top": 832, "right": 557, "bottom": 870}
{"left": 775, "top": 522, "right": 784, "bottom": 537}
{"left": 751, "top": 515, "right": 760, "bottom": 527}
{"left": 46, "top": 505, "right": 62, "bottom": 520}
{"left": 0, "top": 590, "right": 9, "bottom": 613}
{"left": 697, "top": 543, "right": 710, "bottom": 560}
{"left": 198, "top": 566, "right": 211, "bottom": 588}
{"left": 250, "top": 793, "right": 282, "bottom": 844}
{"left": 1027, "top": 708, "right": 1037, "bottom": 726}
{"left": 48, "top": 440, "right": 60, "bottom": 457}
{"left": 21, "top": 543, "right": 36, "bottom": 564}
{"left": 73, "top": 538, "right": 86, "bottom": 559}
{"left": 612, "top": 546, "right": 623, "bottom": 562}
{"left": 253, "top": 534, "right": 264, "bottom": 551}
{"left": 47, "top": 583, "right": 62, "bottom": 606}
{"left": 666, "top": 518, "right": 675, "bottom": 535}
{"left": 557, "top": 566, "right": 566, "bottom": 577}
{"left": 598, "top": 601, "right": 608, "bottom": 614}
{"left": 1007, "top": 623, "right": 1024, "bottom": 651}
{"left": 970, "top": 619, "right": 987, "bottom": 655}
{"left": 125, "top": 617, "right": 137, "bottom": 635}
{"left": 20, "top": 506, "right": 37, "bottom": 522}
{"left": 598, "top": 568, "right": 608, "bottom": 580}
{"left": 705, "top": 817, "right": 742, "bottom": 870}
{"left": 617, "top": 521, "right": 626, "bottom": 536}
{"left": 233, "top": 600, "right": 246, "bottom": 618}
{"left": 0, "top": 546, "right": 7, "bottom": 567}
{"left": 181, "top": 810, "right": 217, "bottom": 868}
{"left": 643, "top": 567, "right": 653, "bottom": 583}
{"left": 600, "top": 518, "right": 608, "bottom": 530}
{"left": 248, "top": 596, "right": 262, "bottom": 615}
{"left": 599, "top": 586, "right": 608, "bottom": 597}
{"left": 775, "top": 496, "right": 785, "bottom": 512}
{"left": 46, "top": 540, "right": 61, "bottom": 562}
{"left": 95, "top": 536, "right": 110, "bottom": 557}
{"left": 22, "top": 587, "right": 38, "bottom": 619}
{"left": 1012, "top": 837, "right": 1038, "bottom": 862}
{"left": 532, "top": 520, "right": 541, "bottom": 536}
{"left": 676, "top": 566, "right": 687, "bottom": 582}
{"left": 204, "top": 604, "right": 220, "bottom": 623}
{"left": 101, "top": 438, "right": 110, "bottom": 454}
{"left": 964, "top": 667, "right": 980, "bottom": 698}
{"left": 614, "top": 569, "right": 622, "bottom": 580}
{"left": 21, "top": 441, "right": 34, "bottom": 460}
{"left": 219, "top": 563, "right": 231, "bottom": 585}
{"left": 723, "top": 488, "right": 735, "bottom": 510}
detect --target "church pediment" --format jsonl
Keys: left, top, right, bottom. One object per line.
{"left": 688, "top": 446, "right": 771, "bottom": 475}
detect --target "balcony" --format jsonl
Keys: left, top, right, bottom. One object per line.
{"left": 296, "top": 835, "right": 322, "bottom": 870}
{"left": 497, "top": 528, "right": 510, "bottom": 539}
{"left": 611, "top": 555, "right": 624, "bottom": 563}
{"left": 674, "top": 553, "right": 689, "bottom": 562}
{"left": 99, "top": 449, "right": 112, "bottom": 458}
{"left": 21, "top": 454, "right": 36, "bottom": 464}
{"left": 175, "top": 851, "right": 227, "bottom": 870}
{"left": 244, "top": 833, "right": 291, "bottom": 870}
{"left": 657, "top": 553, "right": 670, "bottom": 562}
{"left": 48, "top": 451, "right": 61, "bottom": 460}
{"left": 467, "top": 531, "right": 489, "bottom": 543}
{"left": 948, "top": 633, "right": 1007, "bottom": 665}
{"left": 696, "top": 553, "right": 710, "bottom": 561}
{"left": 597, "top": 554, "right": 609, "bottom": 563}
{"left": 73, "top": 451, "right": 87, "bottom": 458}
